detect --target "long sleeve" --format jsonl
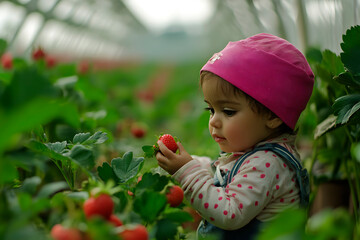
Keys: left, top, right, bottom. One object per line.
{"left": 173, "top": 143, "right": 300, "bottom": 230}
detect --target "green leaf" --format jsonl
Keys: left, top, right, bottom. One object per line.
{"left": 334, "top": 71, "right": 360, "bottom": 89}
{"left": 142, "top": 145, "right": 155, "bottom": 158}
{"left": 73, "top": 131, "right": 108, "bottom": 145}
{"left": 66, "top": 144, "right": 95, "bottom": 169}
{"left": 45, "top": 141, "right": 67, "bottom": 153}
{"left": 340, "top": 25, "right": 360, "bottom": 76}
{"left": 113, "top": 191, "right": 128, "bottom": 213}
{"left": 155, "top": 219, "right": 179, "bottom": 240}
{"left": 332, "top": 94, "right": 360, "bottom": 125}
{"left": 36, "top": 181, "right": 68, "bottom": 199}
{"left": 321, "top": 50, "right": 345, "bottom": 77}
{"left": 136, "top": 172, "right": 169, "bottom": 193}
{"left": 97, "top": 162, "right": 119, "bottom": 183}
{"left": 163, "top": 209, "right": 194, "bottom": 223}
{"left": 83, "top": 131, "right": 108, "bottom": 145}
{"left": 351, "top": 143, "right": 360, "bottom": 163}
{"left": 73, "top": 132, "right": 91, "bottom": 144}
{"left": 0, "top": 39, "right": 8, "bottom": 56}
{"left": 307, "top": 208, "right": 354, "bottom": 239}
{"left": 66, "top": 191, "right": 89, "bottom": 201}
{"left": 0, "top": 99, "right": 80, "bottom": 153}
{"left": 111, "top": 152, "right": 144, "bottom": 183}
{"left": 0, "top": 158, "right": 19, "bottom": 184}
{"left": 18, "top": 176, "right": 42, "bottom": 195}
{"left": 314, "top": 114, "right": 338, "bottom": 139}
{"left": 257, "top": 208, "right": 306, "bottom": 240}
{"left": 133, "top": 190, "right": 167, "bottom": 223}
{"left": 27, "top": 140, "right": 69, "bottom": 162}
{"left": 0, "top": 66, "right": 60, "bottom": 109}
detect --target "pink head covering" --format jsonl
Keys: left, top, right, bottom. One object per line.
{"left": 200, "top": 33, "right": 314, "bottom": 129}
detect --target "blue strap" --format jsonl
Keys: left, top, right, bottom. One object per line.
{"left": 228, "top": 143, "right": 310, "bottom": 207}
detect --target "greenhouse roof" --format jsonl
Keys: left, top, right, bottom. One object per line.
{"left": 0, "top": 0, "right": 359, "bottom": 62}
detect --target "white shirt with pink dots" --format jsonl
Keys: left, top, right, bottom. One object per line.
{"left": 172, "top": 134, "right": 301, "bottom": 230}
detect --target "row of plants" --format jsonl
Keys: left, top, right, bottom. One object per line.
{"left": 0, "top": 25, "right": 359, "bottom": 239}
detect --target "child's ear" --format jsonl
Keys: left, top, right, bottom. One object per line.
{"left": 266, "top": 117, "right": 283, "bottom": 129}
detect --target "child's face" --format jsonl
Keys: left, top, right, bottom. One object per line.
{"left": 202, "top": 76, "right": 275, "bottom": 153}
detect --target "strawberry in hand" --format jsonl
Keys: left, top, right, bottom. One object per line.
{"left": 158, "top": 134, "right": 178, "bottom": 153}
{"left": 142, "top": 134, "right": 179, "bottom": 158}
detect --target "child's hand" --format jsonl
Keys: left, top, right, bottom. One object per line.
{"left": 156, "top": 141, "right": 192, "bottom": 175}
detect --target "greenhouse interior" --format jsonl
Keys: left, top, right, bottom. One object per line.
{"left": 1, "top": 0, "right": 360, "bottom": 239}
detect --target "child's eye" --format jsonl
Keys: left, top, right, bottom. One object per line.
{"left": 223, "top": 109, "right": 236, "bottom": 116}
{"left": 204, "top": 107, "right": 214, "bottom": 115}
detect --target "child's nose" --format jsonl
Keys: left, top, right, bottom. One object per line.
{"left": 209, "top": 113, "right": 221, "bottom": 129}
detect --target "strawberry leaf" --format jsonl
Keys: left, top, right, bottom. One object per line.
{"left": 45, "top": 141, "right": 67, "bottom": 153}
{"left": 111, "top": 152, "right": 144, "bottom": 183}
{"left": 332, "top": 94, "right": 360, "bottom": 125}
{"left": 97, "top": 162, "right": 119, "bottom": 183}
{"left": 334, "top": 71, "right": 360, "bottom": 90}
{"left": 133, "top": 190, "right": 167, "bottom": 223}
{"left": 340, "top": 25, "right": 360, "bottom": 76}
{"left": 73, "top": 132, "right": 91, "bottom": 144}
{"left": 36, "top": 181, "right": 68, "bottom": 199}
{"left": 154, "top": 219, "right": 178, "bottom": 240}
{"left": 73, "top": 131, "right": 108, "bottom": 145}
{"left": 135, "top": 172, "right": 169, "bottom": 193}
{"left": 142, "top": 145, "right": 155, "bottom": 158}
{"left": 65, "top": 144, "right": 95, "bottom": 169}
{"left": 163, "top": 208, "right": 194, "bottom": 223}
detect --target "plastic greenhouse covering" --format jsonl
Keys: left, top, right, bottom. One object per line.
{"left": 0, "top": 0, "right": 359, "bottom": 62}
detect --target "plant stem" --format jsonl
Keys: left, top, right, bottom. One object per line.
{"left": 345, "top": 127, "right": 360, "bottom": 223}
{"left": 308, "top": 139, "right": 318, "bottom": 187}
{"left": 53, "top": 159, "right": 73, "bottom": 191}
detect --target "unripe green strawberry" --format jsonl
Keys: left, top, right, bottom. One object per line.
{"left": 159, "top": 134, "right": 178, "bottom": 152}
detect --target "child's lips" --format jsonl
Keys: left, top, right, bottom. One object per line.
{"left": 212, "top": 134, "right": 225, "bottom": 143}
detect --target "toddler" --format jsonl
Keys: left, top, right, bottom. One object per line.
{"left": 156, "top": 33, "right": 314, "bottom": 239}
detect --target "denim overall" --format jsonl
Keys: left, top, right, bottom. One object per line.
{"left": 197, "top": 143, "right": 310, "bottom": 240}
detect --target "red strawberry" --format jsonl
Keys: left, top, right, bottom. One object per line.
{"left": 32, "top": 47, "right": 46, "bottom": 60}
{"left": 166, "top": 185, "right": 184, "bottom": 207}
{"left": 118, "top": 224, "right": 148, "bottom": 240}
{"left": 108, "top": 214, "right": 123, "bottom": 227}
{"left": 83, "top": 193, "right": 114, "bottom": 220}
{"left": 77, "top": 61, "right": 90, "bottom": 74}
{"left": 1, "top": 53, "right": 13, "bottom": 70}
{"left": 50, "top": 224, "right": 82, "bottom": 240}
{"left": 45, "top": 55, "right": 57, "bottom": 68}
{"left": 159, "top": 134, "right": 178, "bottom": 152}
{"left": 131, "top": 126, "right": 146, "bottom": 138}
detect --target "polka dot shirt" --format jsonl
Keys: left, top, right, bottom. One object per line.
{"left": 173, "top": 134, "right": 301, "bottom": 230}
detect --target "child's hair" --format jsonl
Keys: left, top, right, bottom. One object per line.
{"left": 200, "top": 70, "right": 294, "bottom": 137}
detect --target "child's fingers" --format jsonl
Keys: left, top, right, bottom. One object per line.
{"left": 177, "top": 142, "right": 185, "bottom": 152}
{"left": 157, "top": 140, "right": 175, "bottom": 157}
{"left": 156, "top": 151, "right": 169, "bottom": 168}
